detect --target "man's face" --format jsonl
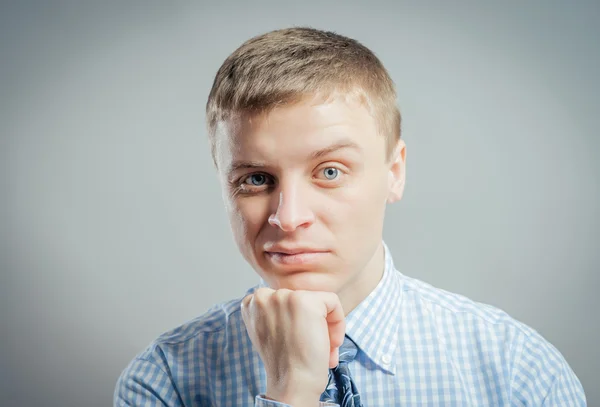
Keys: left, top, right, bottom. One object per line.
{"left": 215, "top": 96, "right": 405, "bottom": 300}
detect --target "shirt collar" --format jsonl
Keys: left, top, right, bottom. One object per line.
{"left": 344, "top": 241, "right": 403, "bottom": 375}
{"left": 256, "top": 240, "right": 403, "bottom": 375}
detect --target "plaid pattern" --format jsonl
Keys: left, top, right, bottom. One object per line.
{"left": 115, "top": 242, "right": 587, "bottom": 406}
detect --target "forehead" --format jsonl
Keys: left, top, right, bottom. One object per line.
{"left": 214, "top": 97, "right": 383, "bottom": 172}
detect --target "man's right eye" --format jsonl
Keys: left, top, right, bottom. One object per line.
{"left": 244, "top": 174, "right": 269, "bottom": 186}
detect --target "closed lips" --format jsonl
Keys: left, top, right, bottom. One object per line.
{"left": 264, "top": 246, "right": 328, "bottom": 255}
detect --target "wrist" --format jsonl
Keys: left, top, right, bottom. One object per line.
{"left": 264, "top": 395, "right": 321, "bottom": 407}
{"left": 265, "top": 386, "right": 321, "bottom": 407}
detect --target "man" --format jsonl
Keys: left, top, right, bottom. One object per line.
{"left": 114, "top": 27, "right": 586, "bottom": 406}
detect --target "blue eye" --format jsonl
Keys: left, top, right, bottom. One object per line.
{"left": 246, "top": 174, "right": 267, "bottom": 186}
{"left": 323, "top": 167, "right": 339, "bottom": 180}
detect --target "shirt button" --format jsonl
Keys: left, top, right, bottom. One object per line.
{"left": 381, "top": 354, "right": 392, "bottom": 365}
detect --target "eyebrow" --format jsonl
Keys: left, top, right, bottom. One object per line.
{"left": 310, "top": 139, "right": 361, "bottom": 160}
{"left": 226, "top": 139, "right": 361, "bottom": 176}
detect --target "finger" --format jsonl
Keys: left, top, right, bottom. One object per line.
{"left": 240, "top": 294, "right": 254, "bottom": 323}
{"left": 329, "top": 346, "right": 339, "bottom": 369}
{"left": 314, "top": 291, "right": 346, "bottom": 347}
{"left": 241, "top": 294, "right": 254, "bottom": 309}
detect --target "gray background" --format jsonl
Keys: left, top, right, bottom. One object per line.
{"left": 1, "top": 1, "right": 598, "bottom": 406}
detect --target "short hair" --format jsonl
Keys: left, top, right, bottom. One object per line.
{"left": 205, "top": 27, "right": 401, "bottom": 166}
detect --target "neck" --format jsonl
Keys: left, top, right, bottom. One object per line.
{"left": 338, "top": 241, "right": 386, "bottom": 316}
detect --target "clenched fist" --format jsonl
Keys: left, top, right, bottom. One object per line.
{"left": 241, "top": 287, "right": 346, "bottom": 406}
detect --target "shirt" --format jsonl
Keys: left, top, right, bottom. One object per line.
{"left": 114, "top": 241, "right": 587, "bottom": 406}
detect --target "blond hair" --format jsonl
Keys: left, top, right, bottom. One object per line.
{"left": 206, "top": 27, "right": 401, "bottom": 166}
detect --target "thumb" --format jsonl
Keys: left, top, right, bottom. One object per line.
{"left": 329, "top": 346, "right": 339, "bottom": 369}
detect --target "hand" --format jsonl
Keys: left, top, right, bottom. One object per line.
{"left": 241, "top": 287, "right": 346, "bottom": 406}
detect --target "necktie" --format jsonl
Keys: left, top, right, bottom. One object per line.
{"left": 320, "top": 335, "right": 364, "bottom": 407}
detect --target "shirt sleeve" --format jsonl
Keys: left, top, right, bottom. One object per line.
{"left": 255, "top": 394, "right": 339, "bottom": 407}
{"left": 510, "top": 330, "right": 587, "bottom": 406}
{"left": 114, "top": 357, "right": 184, "bottom": 407}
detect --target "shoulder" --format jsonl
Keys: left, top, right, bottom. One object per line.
{"left": 156, "top": 295, "right": 245, "bottom": 344}
{"left": 126, "top": 287, "right": 254, "bottom": 369}
{"left": 398, "top": 274, "right": 586, "bottom": 404}
{"left": 115, "top": 290, "right": 254, "bottom": 404}
{"left": 398, "top": 273, "right": 557, "bottom": 363}
{"left": 400, "top": 273, "right": 534, "bottom": 335}
{"left": 115, "top": 286, "right": 257, "bottom": 402}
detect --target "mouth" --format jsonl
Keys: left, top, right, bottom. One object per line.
{"left": 264, "top": 250, "right": 330, "bottom": 266}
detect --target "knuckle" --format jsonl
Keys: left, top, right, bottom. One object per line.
{"left": 240, "top": 295, "right": 254, "bottom": 318}
{"left": 327, "top": 291, "right": 341, "bottom": 304}
{"left": 253, "top": 287, "right": 273, "bottom": 306}
{"left": 272, "top": 288, "right": 292, "bottom": 303}
{"left": 287, "top": 291, "right": 306, "bottom": 309}
{"left": 241, "top": 294, "right": 253, "bottom": 307}
{"left": 253, "top": 288, "right": 266, "bottom": 297}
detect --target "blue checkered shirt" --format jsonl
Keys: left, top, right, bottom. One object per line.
{"left": 115, "top": 242, "right": 586, "bottom": 406}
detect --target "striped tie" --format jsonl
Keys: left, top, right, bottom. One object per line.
{"left": 320, "top": 335, "right": 363, "bottom": 407}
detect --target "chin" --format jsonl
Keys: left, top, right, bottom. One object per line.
{"left": 262, "top": 269, "right": 339, "bottom": 292}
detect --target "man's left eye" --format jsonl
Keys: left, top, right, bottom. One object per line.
{"left": 322, "top": 167, "right": 339, "bottom": 180}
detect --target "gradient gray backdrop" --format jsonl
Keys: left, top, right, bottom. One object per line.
{"left": 1, "top": 2, "right": 598, "bottom": 406}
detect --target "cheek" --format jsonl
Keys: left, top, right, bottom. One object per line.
{"left": 340, "top": 168, "right": 388, "bottom": 207}
{"left": 228, "top": 198, "right": 270, "bottom": 242}
{"left": 321, "top": 174, "right": 387, "bottom": 233}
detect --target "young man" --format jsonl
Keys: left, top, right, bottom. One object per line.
{"left": 114, "top": 27, "right": 586, "bottom": 406}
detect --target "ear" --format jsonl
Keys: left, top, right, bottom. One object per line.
{"left": 387, "top": 139, "right": 406, "bottom": 204}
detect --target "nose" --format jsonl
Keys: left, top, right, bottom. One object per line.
{"left": 268, "top": 181, "right": 315, "bottom": 232}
